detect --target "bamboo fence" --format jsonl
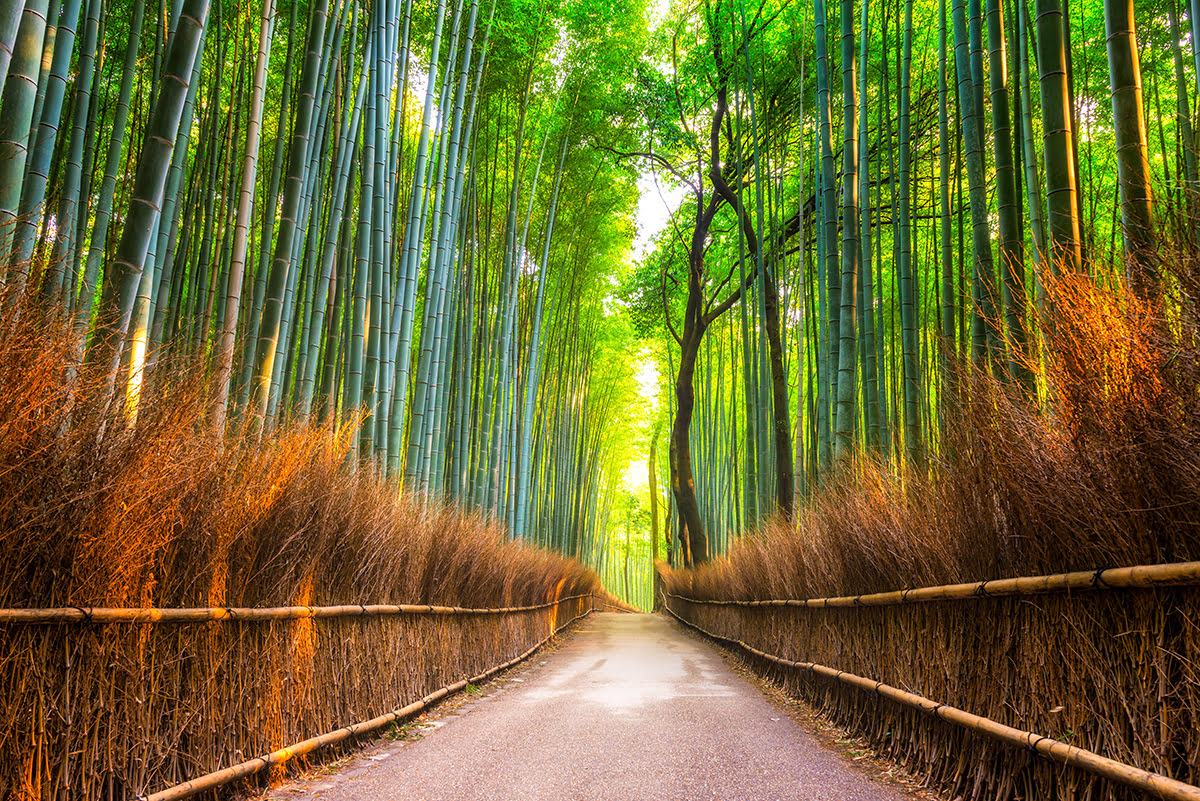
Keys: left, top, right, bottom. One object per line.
{"left": 662, "top": 560, "right": 1200, "bottom": 801}
{"left": 139, "top": 606, "right": 595, "bottom": 801}
{"left": 0, "top": 590, "right": 598, "bottom": 800}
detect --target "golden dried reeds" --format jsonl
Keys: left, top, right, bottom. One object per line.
{"left": 0, "top": 291, "right": 603, "bottom": 799}
{"left": 663, "top": 261, "right": 1200, "bottom": 801}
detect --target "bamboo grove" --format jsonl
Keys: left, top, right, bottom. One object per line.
{"left": 623, "top": 0, "right": 1190, "bottom": 566}
{"left": 0, "top": 0, "right": 1193, "bottom": 584}
{"left": 0, "top": 0, "right": 650, "bottom": 569}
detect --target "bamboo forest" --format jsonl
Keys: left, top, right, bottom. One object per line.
{"left": 0, "top": 0, "right": 1197, "bottom": 586}
{"left": 2, "top": 0, "right": 1200, "bottom": 795}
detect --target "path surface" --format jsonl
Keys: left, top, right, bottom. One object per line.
{"left": 273, "top": 613, "right": 909, "bottom": 801}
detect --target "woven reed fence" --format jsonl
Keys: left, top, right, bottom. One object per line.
{"left": 0, "top": 590, "right": 597, "bottom": 800}
{"left": 662, "top": 561, "right": 1200, "bottom": 801}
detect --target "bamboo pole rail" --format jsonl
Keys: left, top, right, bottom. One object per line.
{"left": 136, "top": 605, "right": 595, "bottom": 801}
{"left": 664, "top": 602, "right": 1200, "bottom": 801}
{"left": 665, "top": 560, "right": 1200, "bottom": 609}
{"left": 0, "top": 593, "right": 593, "bottom": 625}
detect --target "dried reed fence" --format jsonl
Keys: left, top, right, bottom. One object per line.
{"left": 661, "top": 265, "right": 1200, "bottom": 801}
{"left": 0, "top": 293, "right": 613, "bottom": 798}
{"left": 662, "top": 564, "right": 1200, "bottom": 801}
{"left": 0, "top": 592, "right": 595, "bottom": 800}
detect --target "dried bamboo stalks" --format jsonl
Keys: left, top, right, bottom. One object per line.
{"left": 665, "top": 603, "right": 1200, "bottom": 801}
{"left": 667, "top": 560, "right": 1200, "bottom": 608}
{"left": 0, "top": 593, "right": 593, "bottom": 625}
{"left": 138, "top": 608, "right": 594, "bottom": 801}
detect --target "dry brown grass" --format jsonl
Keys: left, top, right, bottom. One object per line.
{"left": 0, "top": 291, "right": 603, "bottom": 799}
{"left": 664, "top": 261, "right": 1200, "bottom": 800}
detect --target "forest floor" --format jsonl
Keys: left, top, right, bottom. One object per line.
{"left": 256, "top": 613, "right": 938, "bottom": 801}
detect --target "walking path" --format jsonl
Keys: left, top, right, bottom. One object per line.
{"left": 270, "top": 613, "right": 912, "bottom": 801}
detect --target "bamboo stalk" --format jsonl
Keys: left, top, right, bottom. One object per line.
{"left": 665, "top": 604, "right": 1200, "bottom": 801}
{"left": 137, "top": 606, "right": 594, "bottom": 801}
{"left": 0, "top": 594, "right": 593, "bottom": 625}
{"left": 663, "top": 560, "right": 1200, "bottom": 608}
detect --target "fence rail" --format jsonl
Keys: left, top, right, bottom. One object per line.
{"left": 667, "top": 559, "right": 1200, "bottom": 609}
{"left": 0, "top": 593, "right": 593, "bottom": 624}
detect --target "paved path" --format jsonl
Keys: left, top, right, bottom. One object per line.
{"left": 273, "top": 613, "right": 909, "bottom": 801}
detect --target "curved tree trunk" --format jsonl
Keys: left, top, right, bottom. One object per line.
{"left": 670, "top": 327, "right": 707, "bottom": 568}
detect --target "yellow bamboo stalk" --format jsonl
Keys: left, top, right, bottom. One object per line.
{"left": 136, "top": 605, "right": 595, "bottom": 801}
{"left": 664, "top": 603, "right": 1200, "bottom": 801}
{"left": 664, "top": 560, "right": 1200, "bottom": 608}
{"left": 0, "top": 594, "right": 593, "bottom": 625}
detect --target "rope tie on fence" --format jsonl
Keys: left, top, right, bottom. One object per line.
{"left": 1091, "top": 568, "right": 1111, "bottom": 589}
{"left": 69, "top": 606, "right": 93, "bottom": 624}
{"left": 1028, "top": 734, "right": 1054, "bottom": 754}
{"left": 974, "top": 580, "right": 993, "bottom": 598}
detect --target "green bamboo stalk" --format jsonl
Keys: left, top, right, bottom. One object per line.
{"left": 834, "top": 0, "right": 859, "bottom": 459}
{"left": 210, "top": 0, "right": 275, "bottom": 432}
{"left": 87, "top": 0, "right": 211, "bottom": 389}
{"left": 1105, "top": 0, "right": 1154, "bottom": 290}
{"left": 898, "top": 0, "right": 921, "bottom": 463}
{"left": 248, "top": 0, "right": 330, "bottom": 425}
{"left": 1018, "top": 0, "right": 1047, "bottom": 304}
{"left": 46, "top": 0, "right": 99, "bottom": 297}
{"left": 987, "top": 0, "right": 1032, "bottom": 389}
{"left": 0, "top": 0, "right": 49, "bottom": 264}
{"left": 10, "top": 0, "right": 82, "bottom": 265}
{"left": 0, "top": 0, "right": 23, "bottom": 91}
{"left": 1036, "top": 0, "right": 1082, "bottom": 273}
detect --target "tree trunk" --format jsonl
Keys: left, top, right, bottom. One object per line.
{"left": 649, "top": 420, "right": 662, "bottom": 607}
{"left": 762, "top": 266, "right": 794, "bottom": 518}
{"left": 670, "top": 327, "right": 707, "bottom": 567}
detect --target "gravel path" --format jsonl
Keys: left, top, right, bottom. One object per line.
{"left": 269, "top": 613, "right": 910, "bottom": 801}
